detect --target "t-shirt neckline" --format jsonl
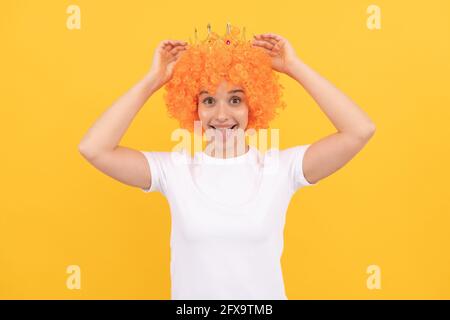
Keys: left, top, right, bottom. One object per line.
{"left": 188, "top": 146, "right": 265, "bottom": 211}
{"left": 197, "top": 145, "right": 253, "bottom": 164}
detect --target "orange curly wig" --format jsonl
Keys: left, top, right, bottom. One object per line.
{"left": 163, "top": 25, "right": 287, "bottom": 134}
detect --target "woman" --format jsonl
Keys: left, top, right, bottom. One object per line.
{"left": 78, "top": 26, "right": 376, "bottom": 300}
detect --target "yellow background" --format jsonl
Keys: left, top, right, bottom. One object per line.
{"left": 1, "top": 0, "right": 449, "bottom": 299}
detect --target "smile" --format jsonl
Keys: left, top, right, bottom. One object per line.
{"left": 209, "top": 124, "right": 238, "bottom": 130}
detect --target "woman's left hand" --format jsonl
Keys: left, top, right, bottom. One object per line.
{"left": 252, "top": 33, "right": 299, "bottom": 75}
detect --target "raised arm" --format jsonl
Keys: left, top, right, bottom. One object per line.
{"left": 78, "top": 40, "right": 188, "bottom": 190}
{"left": 252, "top": 33, "right": 376, "bottom": 185}
{"left": 287, "top": 57, "right": 376, "bottom": 185}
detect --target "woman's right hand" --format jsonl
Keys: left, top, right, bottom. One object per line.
{"left": 147, "top": 39, "right": 188, "bottom": 91}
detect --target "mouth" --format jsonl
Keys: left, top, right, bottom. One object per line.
{"left": 208, "top": 124, "right": 239, "bottom": 139}
{"left": 209, "top": 124, "right": 238, "bottom": 130}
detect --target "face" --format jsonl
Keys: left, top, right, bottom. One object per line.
{"left": 197, "top": 80, "right": 249, "bottom": 135}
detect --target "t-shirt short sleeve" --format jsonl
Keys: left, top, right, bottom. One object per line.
{"left": 283, "top": 144, "right": 317, "bottom": 193}
{"left": 139, "top": 151, "right": 170, "bottom": 195}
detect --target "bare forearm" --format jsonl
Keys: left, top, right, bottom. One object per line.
{"left": 79, "top": 72, "right": 159, "bottom": 158}
{"left": 287, "top": 58, "right": 375, "bottom": 138}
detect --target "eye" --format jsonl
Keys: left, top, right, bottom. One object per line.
{"left": 202, "top": 97, "right": 215, "bottom": 105}
{"left": 230, "top": 96, "right": 242, "bottom": 105}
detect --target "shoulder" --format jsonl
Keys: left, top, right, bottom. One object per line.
{"left": 140, "top": 149, "right": 194, "bottom": 169}
{"left": 263, "top": 144, "right": 311, "bottom": 164}
{"left": 279, "top": 144, "right": 310, "bottom": 157}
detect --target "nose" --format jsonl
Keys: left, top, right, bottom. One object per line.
{"left": 214, "top": 100, "right": 230, "bottom": 121}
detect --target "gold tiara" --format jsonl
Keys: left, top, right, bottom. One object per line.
{"left": 187, "top": 22, "right": 250, "bottom": 49}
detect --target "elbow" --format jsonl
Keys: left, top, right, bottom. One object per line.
{"left": 78, "top": 140, "right": 114, "bottom": 160}
{"left": 366, "top": 122, "right": 376, "bottom": 137}
{"left": 359, "top": 123, "right": 376, "bottom": 141}
{"left": 348, "top": 123, "right": 376, "bottom": 142}
{"left": 78, "top": 141, "right": 96, "bottom": 160}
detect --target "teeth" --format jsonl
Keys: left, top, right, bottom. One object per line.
{"left": 211, "top": 125, "right": 237, "bottom": 129}
{"left": 209, "top": 125, "right": 238, "bottom": 139}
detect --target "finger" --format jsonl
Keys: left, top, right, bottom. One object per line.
{"left": 161, "top": 42, "right": 174, "bottom": 51}
{"left": 251, "top": 42, "right": 277, "bottom": 55}
{"left": 272, "top": 40, "right": 284, "bottom": 51}
{"left": 252, "top": 39, "right": 274, "bottom": 50}
{"left": 166, "top": 40, "right": 187, "bottom": 46}
{"left": 162, "top": 40, "right": 174, "bottom": 46}
{"left": 260, "top": 35, "right": 281, "bottom": 46}
{"left": 167, "top": 44, "right": 188, "bottom": 53}
{"left": 253, "top": 35, "right": 278, "bottom": 47}
{"left": 162, "top": 40, "right": 187, "bottom": 52}
{"left": 169, "top": 46, "right": 186, "bottom": 55}
{"left": 253, "top": 34, "right": 272, "bottom": 43}
{"left": 161, "top": 40, "right": 185, "bottom": 50}
{"left": 173, "top": 46, "right": 187, "bottom": 54}
{"left": 174, "top": 49, "right": 186, "bottom": 60}
{"left": 261, "top": 33, "right": 283, "bottom": 41}
{"left": 262, "top": 38, "right": 278, "bottom": 46}
{"left": 255, "top": 46, "right": 278, "bottom": 57}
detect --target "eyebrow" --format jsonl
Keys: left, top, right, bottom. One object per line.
{"left": 199, "top": 89, "right": 245, "bottom": 96}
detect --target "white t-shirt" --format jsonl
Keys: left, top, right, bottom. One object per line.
{"left": 139, "top": 144, "right": 317, "bottom": 300}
